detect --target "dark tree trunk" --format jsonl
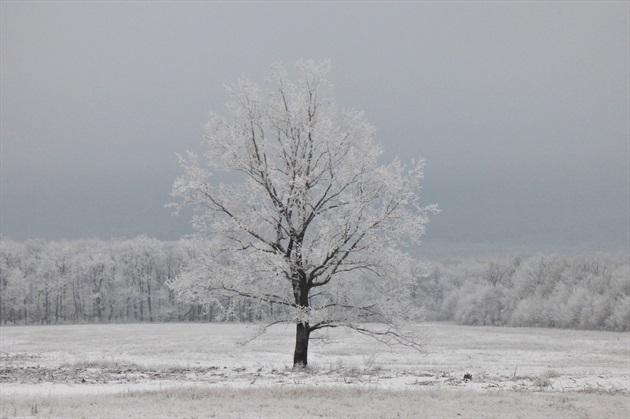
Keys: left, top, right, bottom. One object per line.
{"left": 293, "top": 322, "right": 310, "bottom": 367}
{"left": 291, "top": 242, "right": 311, "bottom": 367}
{"left": 146, "top": 280, "right": 153, "bottom": 322}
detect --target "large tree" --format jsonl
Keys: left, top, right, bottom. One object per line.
{"left": 168, "top": 60, "right": 439, "bottom": 367}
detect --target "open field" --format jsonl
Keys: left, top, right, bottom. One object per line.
{"left": 1, "top": 322, "right": 628, "bottom": 417}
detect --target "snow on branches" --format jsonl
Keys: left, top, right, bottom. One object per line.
{"left": 168, "top": 60, "right": 439, "bottom": 365}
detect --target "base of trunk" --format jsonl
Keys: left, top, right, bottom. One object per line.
{"left": 293, "top": 322, "right": 310, "bottom": 367}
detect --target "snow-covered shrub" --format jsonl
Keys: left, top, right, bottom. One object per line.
{"left": 453, "top": 284, "right": 510, "bottom": 326}
{"left": 605, "top": 295, "right": 630, "bottom": 332}
{"left": 510, "top": 295, "right": 547, "bottom": 327}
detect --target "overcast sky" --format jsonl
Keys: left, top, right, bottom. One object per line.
{"left": 1, "top": 1, "right": 628, "bottom": 256}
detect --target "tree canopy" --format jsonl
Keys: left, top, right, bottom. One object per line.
{"left": 168, "top": 60, "right": 439, "bottom": 366}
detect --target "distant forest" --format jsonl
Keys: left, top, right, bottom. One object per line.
{"left": 1, "top": 236, "right": 628, "bottom": 331}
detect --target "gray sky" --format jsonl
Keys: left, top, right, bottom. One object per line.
{"left": 1, "top": 1, "right": 628, "bottom": 256}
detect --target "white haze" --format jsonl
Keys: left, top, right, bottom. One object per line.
{"left": 1, "top": 2, "right": 628, "bottom": 257}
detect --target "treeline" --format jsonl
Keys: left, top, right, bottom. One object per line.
{"left": 1, "top": 236, "right": 628, "bottom": 331}
{"left": 0, "top": 236, "right": 282, "bottom": 325}
{"left": 414, "top": 253, "right": 629, "bottom": 331}
{"left": 0, "top": 236, "right": 197, "bottom": 324}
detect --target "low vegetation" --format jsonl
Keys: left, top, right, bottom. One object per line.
{"left": 3, "top": 386, "right": 628, "bottom": 418}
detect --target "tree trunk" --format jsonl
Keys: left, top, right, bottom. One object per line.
{"left": 146, "top": 279, "right": 153, "bottom": 322}
{"left": 72, "top": 281, "right": 80, "bottom": 322}
{"left": 293, "top": 322, "right": 310, "bottom": 367}
{"left": 292, "top": 264, "right": 311, "bottom": 367}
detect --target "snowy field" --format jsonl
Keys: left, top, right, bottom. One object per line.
{"left": 1, "top": 322, "right": 628, "bottom": 418}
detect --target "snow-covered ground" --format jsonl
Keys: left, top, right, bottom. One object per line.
{"left": 1, "top": 322, "right": 628, "bottom": 417}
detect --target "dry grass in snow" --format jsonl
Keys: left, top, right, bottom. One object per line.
{"left": 1, "top": 322, "right": 628, "bottom": 418}
{"left": 3, "top": 386, "right": 629, "bottom": 418}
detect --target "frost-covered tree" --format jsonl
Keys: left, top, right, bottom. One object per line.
{"left": 168, "top": 60, "right": 439, "bottom": 366}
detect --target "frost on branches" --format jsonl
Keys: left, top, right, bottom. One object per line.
{"left": 168, "top": 60, "right": 439, "bottom": 367}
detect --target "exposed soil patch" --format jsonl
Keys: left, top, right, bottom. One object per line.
{"left": 2, "top": 351, "right": 625, "bottom": 394}
{"left": 1, "top": 363, "right": 226, "bottom": 385}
